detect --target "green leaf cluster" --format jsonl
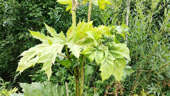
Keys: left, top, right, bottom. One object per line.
{"left": 57, "top": 0, "right": 111, "bottom": 11}
{"left": 17, "top": 21, "right": 131, "bottom": 81}
{"left": 57, "top": 0, "right": 72, "bottom": 12}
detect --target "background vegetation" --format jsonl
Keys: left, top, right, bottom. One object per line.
{"left": 0, "top": 0, "right": 169, "bottom": 95}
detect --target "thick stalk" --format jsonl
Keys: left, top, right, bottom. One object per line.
{"left": 74, "top": 67, "right": 80, "bottom": 96}
{"left": 114, "top": 82, "right": 122, "bottom": 96}
{"left": 115, "top": 82, "right": 118, "bottom": 96}
{"left": 72, "top": 0, "right": 77, "bottom": 28}
{"left": 80, "top": 56, "right": 85, "bottom": 96}
{"left": 65, "top": 82, "right": 69, "bottom": 96}
{"left": 88, "top": 0, "right": 92, "bottom": 22}
{"left": 72, "top": 0, "right": 79, "bottom": 96}
{"left": 125, "top": 0, "right": 130, "bottom": 44}
{"left": 126, "top": 0, "right": 130, "bottom": 26}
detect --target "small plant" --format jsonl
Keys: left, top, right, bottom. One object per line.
{"left": 16, "top": 0, "right": 133, "bottom": 95}
{"left": 133, "top": 89, "right": 154, "bottom": 96}
{"left": 0, "top": 78, "right": 18, "bottom": 96}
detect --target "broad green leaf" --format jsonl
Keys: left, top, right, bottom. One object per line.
{"left": 82, "top": 47, "right": 96, "bottom": 62}
{"left": 29, "top": 30, "right": 49, "bottom": 42}
{"left": 17, "top": 44, "right": 44, "bottom": 72}
{"left": 44, "top": 23, "right": 58, "bottom": 37}
{"left": 110, "top": 43, "right": 130, "bottom": 61}
{"left": 67, "top": 21, "right": 94, "bottom": 46}
{"left": 96, "top": 25, "right": 112, "bottom": 36}
{"left": 95, "top": 51, "right": 104, "bottom": 64}
{"left": 41, "top": 62, "right": 52, "bottom": 80}
{"left": 20, "top": 82, "right": 65, "bottom": 96}
{"left": 88, "top": 51, "right": 96, "bottom": 62}
{"left": 89, "top": 0, "right": 111, "bottom": 10}
{"left": 57, "top": 0, "right": 72, "bottom": 12}
{"left": 58, "top": 31, "right": 66, "bottom": 43}
{"left": 59, "top": 59, "right": 72, "bottom": 68}
{"left": 82, "top": 42, "right": 109, "bottom": 65}
{"left": 82, "top": 45, "right": 107, "bottom": 64}
{"left": 67, "top": 43, "right": 82, "bottom": 58}
{"left": 67, "top": 21, "right": 112, "bottom": 46}
{"left": 29, "top": 30, "right": 53, "bottom": 45}
{"left": 66, "top": 21, "right": 96, "bottom": 58}
{"left": 100, "top": 58, "right": 126, "bottom": 81}
{"left": 17, "top": 43, "right": 64, "bottom": 80}
{"left": 98, "top": 0, "right": 111, "bottom": 10}
{"left": 17, "top": 26, "right": 65, "bottom": 80}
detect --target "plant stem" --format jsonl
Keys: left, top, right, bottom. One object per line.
{"left": 80, "top": 56, "right": 85, "bottom": 96}
{"left": 72, "top": 0, "right": 77, "bottom": 28}
{"left": 65, "top": 82, "right": 69, "bottom": 96}
{"left": 88, "top": 0, "right": 92, "bottom": 22}
{"left": 114, "top": 82, "right": 122, "bottom": 96}
{"left": 74, "top": 67, "right": 80, "bottom": 96}
{"left": 76, "top": 77, "right": 80, "bottom": 96}
{"left": 71, "top": 1, "right": 80, "bottom": 96}
{"left": 125, "top": 0, "right": 130, "bottom": 44}
{"left": 126, "top": 0, "right": 130, "bottom": 26}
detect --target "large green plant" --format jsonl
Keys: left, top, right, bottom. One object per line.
{"left": 16, "top": 0, "right": 132, "bottom": 95}
{"left": 0, "top": 0, "right": 72, "bottom": 83}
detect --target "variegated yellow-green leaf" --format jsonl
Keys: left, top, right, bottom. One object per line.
{"left": 66, "top": 21, "right": 95, "bottom": 58}
{"left": 29, "top": 30, "right": 51, "bottom": 44}
{"left": 67, "top": 21, "right": 94, "bottom": 44}
{"left": 82, "top": 45, "right": 107, "bottom": 64}
{"left": 57, "top": 0, "right": 72, "bottom": 12}
{"left": 17, "top": 25, "right": 65, "bottom": 80}
{"left": 17, "top": 21, "right": 132, "bottom": 82}
{"left": 84, "top": 0, "right": 111, "bottom": 10}
{"left": 98, "top": 0, "right": 111, "bottom": 9}
{"left": 44, "top": 23, "right": 58, "bottom": 37}
{"left": 67, "top": 43, "right": 82, "bottom": 58}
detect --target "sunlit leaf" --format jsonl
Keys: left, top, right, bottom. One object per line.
{"left": 29, "top": 30, "right": 51, "bottom": 43}
{"left": 100, "top": 58, "right": 126, "bottom": 81}
{"left": 44, "top": 23, "right": 58, "bottom": 37}
{"left": 110, "top": 43, "right": 130, "bottom": 61}
{"left": 67, "top": 21, "right": 94, "bottom": 45}
{"left": 67, "top": 43, "right": 82, "bottom": 58}
{"left": 98, "top": 0, "right": 111, "bottom": 10}
{"left": 57, "top": 0, "right": 72, "bottom": 12}
{"left": 17, "top": 26, "right": 65, "bottom": 80}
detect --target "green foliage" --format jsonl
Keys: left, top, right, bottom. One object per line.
{"left": 10, "top": 82, "right": 65, "bottom": 96}
{"left": 0, "top": 0, "right": 72, "bottom": 82}
{"left": 17, "top": 19, "right": 132, "bottom": 83}
{"left": 124, "top": 0, "right": 169, "bottom": 95}
{"left": 57, "top": 0, "right": 111, "bottom": 11}
{"left": 0, "top": 78, "right": 18, "bottom": 96}
{"left": 0, "top": 88, "right": 18, "bottom": 96}
{"left": 133, "top": 89, "right": 154, "bottom": 96}
{"left": 0, "top": 0, "right": 169, "bottom": 95}
{"left": 17, "top": 28, "right": 65, "bottom": 80}
{"left": 20, "top": 82, "right": 65, "bottom": 96}
{"left": 57, "top": 0, "right": 72, "bottom": 12}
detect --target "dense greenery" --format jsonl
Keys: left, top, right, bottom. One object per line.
{"left": 0, "top": 0, "right": 169, "bottom": 96}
